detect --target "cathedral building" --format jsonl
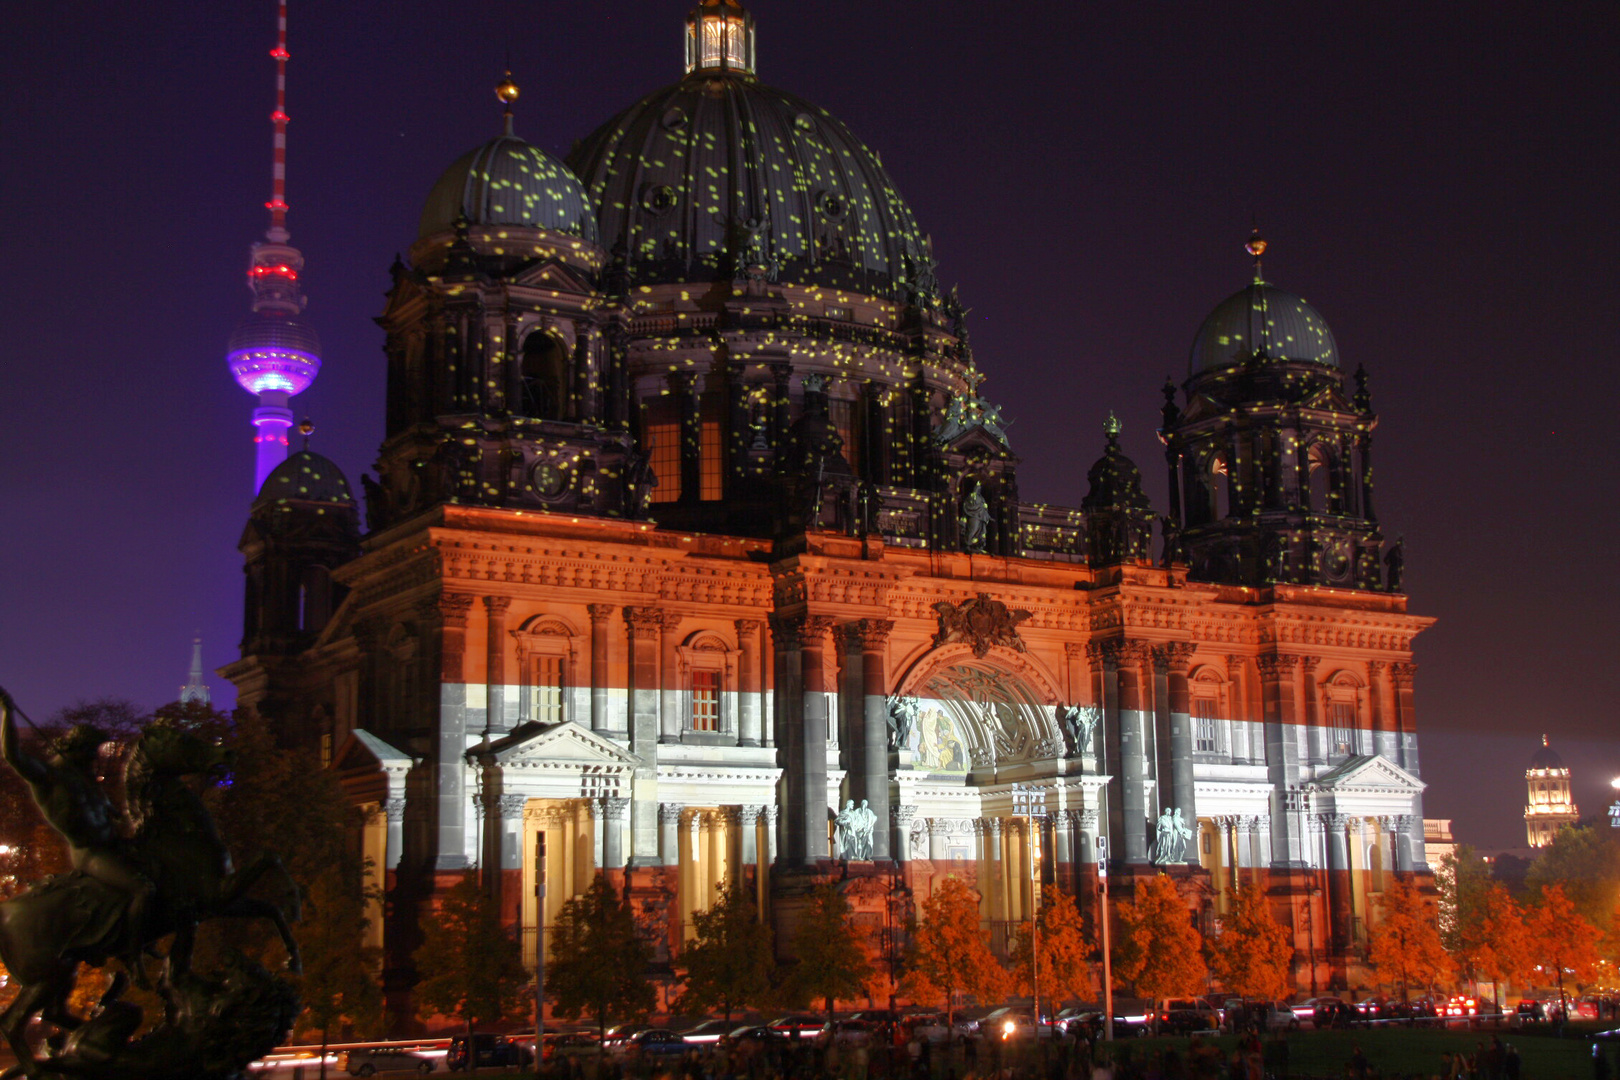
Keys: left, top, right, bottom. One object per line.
{"left": 225, "top": 0, "right": 1433, "bottom": 1007}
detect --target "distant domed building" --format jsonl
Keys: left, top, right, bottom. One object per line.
{"left": 1525, "top": 734, "right": 1579, "bottom": 847}
{"left": 225, "top": 0, "right": 1432, "bottom": 1012}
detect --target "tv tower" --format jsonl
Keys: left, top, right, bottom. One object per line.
{"left": 227, "top": 0, "right": 322, "bottom": 492}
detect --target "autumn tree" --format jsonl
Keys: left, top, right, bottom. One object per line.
{"left": 905, "top": 875, "right": 1008, "bottom": 1025}
{"left": 414, "top": 873, "right": 531, "bottom": 1035}
{"left": 1526, "top": 825, "right": 1620, "bottom": 928}
{"left": 1471, "top": 884, "right": 1533, "bottom": 1011}
{"left": 1524, "top": 883, "right": 1601, "bottom": 1018}
{"left": 1206, "top": 887, "right": 1292, "bottom": 1000}
{"left": 1437, "top": 845, "right": 1493, "bottom": 987}
{"left": 546, "top": 874, "right": 654, "bottom": 1039}
{"left": 787, "top": 884, "right": 873, "bottom": 1019}
{"left": 1011, "top": 886, "right": 1093, "bottom": 1008}
{"left": 676, "top": 882, "right": 775, "bottom": 1022}
{"left": 297, "top": 867, "right": 385, "bottom": 1080}
{"left": 1111, "top": 874, "right": 1206, "bottom": 1031}
{"left": 1367, "top": 877, "right": 1450, "bottom": 1000}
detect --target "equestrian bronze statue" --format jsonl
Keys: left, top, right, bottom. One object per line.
{"left": 0, "top": 689, "right": 302, "bottom": 1080}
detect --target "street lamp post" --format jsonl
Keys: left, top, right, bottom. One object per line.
{"left": 1098, "top": 835, "right": 1114, "bottom": 1042}
{"left": 1012, "top": 783, "right": 1048, "bottom": 1034}
{"left": 534, "top": 831, "right": 547, "bottom": 1070}
{"left": 1306, "top": 886, "right": 1322, "bottom": 997}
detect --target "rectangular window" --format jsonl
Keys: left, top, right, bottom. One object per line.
{"left": 644, "top": 398, "right": 681, "bottom": 503}
{"left": 691, "top": 670, "right": 720, "bottom": 732}
{"left": 533, "top": 655, "right": 564, "bottom": 725}
{"left": 1193, "top": 698, "right": 1220, "bottom": 754}
{"left": 699, "top": 393, "right": 725, "bottom": 501}
{"left": 1329, "top": 701, "right": 1356, "bottom": 756}
{"left": 830, "top": 398, "right": 859, "bottom": 469}
{"left": 320, "top": 732, "right": 333, "bottom": 769}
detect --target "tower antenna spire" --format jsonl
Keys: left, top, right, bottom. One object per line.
{"left": 267, "top": 0, "right": 291, "bottom": 243}
{"left": 227, "top": 0, "right": 323, "bottom": 493}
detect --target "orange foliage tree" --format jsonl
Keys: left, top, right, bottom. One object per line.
{"left": 1206, "top": 887, "right": 1292, "bottom": 1000}
{"left": 1011, "top": 886, "right": 1095, "bottom": 1006}
{"left": 1524, "top": 884, "right": 1601, "bottom": 1017}
{"left": 1472, "top": 884, "right": 1533, "bottom": 1009}
{"left": 905, "top": 875, "right": 1008, "bottom": 1026}
{"left": 1111, "top": 874, "right": 1206, "bottom": 1028}
{"left": 1367, "top": 877, "right": 1450, "bottom": 999}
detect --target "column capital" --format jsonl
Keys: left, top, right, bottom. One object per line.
{"left": 847, "top": 618, "right": 895, "bottom": 650}
{"left": 1315, "top": 812, "right": 1353, "bottom": 831}
{"left": 1225, "top": 653, "right": 1248, "bottom": 677}
{"left": 497, "top": 794, "right": 527, "bottom": 817}
{"left": 602, "top": 796, "right": 632, "bottom": 818}
{"left": 1152, "top": 642, "right": 1196, "bottom": 675}
{"left": 1076, "top": 809, "right": 1100, "bottom": 832}
{"left": 432, "top": 592, "right": 476, "bottom": 628}
{"left": 738, "top": 804, "right": 763, "bottom": 826}
{"left": 624, "top": 606, "right": 664, "bottom": 640}
{"left": 1256, "top": 652, "right": 1302, "bottom": 678}
{"left": 1299, "top": 655, "right": 1321, "bottom": 676}
{"left": 1240, "top": 815, "right": 1266, "bottom": 835}
{"left": 733, "top": 618, "right": 765, "bottom": 637}
{"left": 1389, "top": 661, "right": 1418, "bottom": 686}
{"left": 384, "top": 797, "right": 407, "bottom": 823}
{"left": 587, "top": 602, "right": 616, "bottom": 623}
{"left": 763, "top": 805, "right": 779, "bottom": 824}
{"left": 658, "top": 802, "right": 685, "bottom": 824}
{"left": 483, "top": 595, "right": 513, "bottom": 616}
{"left": 984, "top": 815, "right": 1003, "bottom": 840}
{"left": 1213, "top": 815, "right": 1241, "bottom": 829}
{"left": 1366, "top": 658, "right": 1390, "bottom": 676}
{"left": 892, "top": 805, "right": 918, "bottom": 827}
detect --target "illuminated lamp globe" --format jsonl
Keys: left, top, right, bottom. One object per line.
{"left": 1610, "top": 776, "right": 1620, "bottom": 791}
{"left": 496, "top": 72, "right": 520, "bottom": 107}
{"left": 226, "top": 312, "right": 322, "bottom": 397}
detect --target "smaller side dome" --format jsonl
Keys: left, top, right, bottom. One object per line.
{"left": 1529, "top": 734, "right": 1566, "bottom": 771}
{"left": 1082, "top": 417, "right": 1151, "bottom": 511}
{"left": 420, "top": 134, "right": 598, "bottom": 243}
{"left": 1191, "top": 281, "right": 1337, "bottom": 373}
{"left": 252, "top": 450, "right": 356, "bottom": 511}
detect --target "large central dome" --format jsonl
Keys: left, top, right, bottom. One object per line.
{"left": 567, "top": 67, "right": 934, "bottom": 301}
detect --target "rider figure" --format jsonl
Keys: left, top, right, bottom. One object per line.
{"left": 0, "top": 689, "right": 154, "bottom": 983}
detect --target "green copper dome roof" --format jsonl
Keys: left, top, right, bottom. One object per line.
{"left": 420, "top": 132, "right": 598, "bottom": 243}
{"left": 252, "top": 450, "right": 355, "bottom": 510}
{"left": 567, "top": 72, "right": 934, "bottom": 300}
{"left": 1190, "top": 281, "right": 1338, "bottom": 373}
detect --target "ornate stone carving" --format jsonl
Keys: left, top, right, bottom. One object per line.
{"left": 483, "top": 595, "right": 512, "bottom": 616}
{"left": 383, "top": 797, "right": 407, "bottom": 823}
{"left": 931, "top": 593, "right": 1032, "bottom": 658}
{"left": 658, "top": 802, "right": 685, "bottom": 824}
{"left": 892, "top": 805, "right": 917, "bottom": 828}
{"left": 887, "top": 695, "right": 919, "bottom": 750}
{"left": 438, "top": 592, "right": 475, "bottom": 627}
{"left": 1256, "top": 652, "right": 1302, "bottom": 678}
{"left": 850, "top": 618, "right": 895, "bottom": 650}
{"left": 602, "top": 796, "right": 631, "bottom": 819}
{"left": 497, "top": 794, "right": 527, "bottom": 817}
{"left": 738, "top": 804, "right": 762, "bottom": 827}
{"left": 1152, "top": 641, "right": 1196, "bottom": 675}
{"left": 587, "top": 603, "right": 615, "bottom": 623}
{"left": 1032, "top": 735, "right": 1066, "bottom": 759}
{"left": 1389, "top": 661, "right": 1417, "bottom": 687}
{"left": 624, "top": 606, "right": 664, "bottom": 640}
{"left": 1077, "top": 809, "right": 1100, "bottom": 832}
{"left": 1151, "top": 806, "right": 1193, "bottom": 865}
{"left": 1059, "top": 704, "right": 1100, "bottom": 757}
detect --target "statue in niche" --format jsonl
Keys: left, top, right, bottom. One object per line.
{"left": 835, "top": 799, "right": 876, "bottom": 860}
{"left": 963, "top": 481, "right": 990, "bottom": 552}
{"left": 1060, "top": 704, "right": 1101, "bottom": 757}
{"left": 1384, "top": 536, "right": 1405, "bottom": 591}
{"left": 887, "top": 695, "right": 919, "bottom": 751}
{"left": 1151, "top": 806, "right": 1194, "bottom": 866}
{"left": 834, "top": 800, "right": 854, "bottom": 860}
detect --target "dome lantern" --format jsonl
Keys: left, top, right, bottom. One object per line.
{"left": 685, "top": 0, "right": 755, "bottom": 76}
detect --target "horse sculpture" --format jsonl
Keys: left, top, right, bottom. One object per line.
{"left": 0, "top": 718, "right": 301, "bottom": 1079}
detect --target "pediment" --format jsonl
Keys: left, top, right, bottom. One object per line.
{"left": 334, "top": 728, "right": 417, "bottom": 774}
{"left": 485, "top": 721, "right": 639, "bottom": 770}
{"left": 509, "top": 258, "right": 594, "bottom": 295}
{"left": 1308, "top": 754, "right": 1425, "bottom": 794}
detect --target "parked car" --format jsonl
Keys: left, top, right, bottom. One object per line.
{"left": 903, "top": 1012, "right": 951, "bottom": 1043}
{"left": 338, "top": 1047, "right": 435, "bottom": 1076}
{"left": 1223, "top": 1000, "right": 1297, "bottom": 1032}
{"left": 1159, "top": 998, "right": 1220, "bottom": 1034}
{"left": 615, "top": 1029, "right": 689, "bottom": 1060}
{"left": 681, "top": 1018, "right": 740, "bottom": 1045}
{"left": 1310, "top": 999, "right": 1357, "bottom": 1030}
{"left": 767, "top": 1014, "right": 828, "bottom": 1038}
{"left": 446, "top": 1033, "right": 531, "bottom": 1072}
{"left": 1061, "top": 1011, "right": 1150, "bottom": 1038}
{"left": 817, "top": 1019, "right": 876, "bottom": 1048}
{"left": 728, "top": 1025, "right": 789, "bottom": 1048}
{"left": 981, "top": 1007, "right": 1056, "bottom": 1041}
{"left": 602, "top": 1023, "right": 655, "bottom": 1049}
{"left": 540, "top": 1032, "right": 599, "bottom": 1061}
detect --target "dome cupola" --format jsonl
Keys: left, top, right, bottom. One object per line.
{"left": 567, "top": 0, "right": 934, "bottom": 301}
{"left": 1189, "top": 232, "right": 1337, "bottom": 373}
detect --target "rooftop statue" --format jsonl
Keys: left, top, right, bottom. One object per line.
{"left": 0, "top": 689, "right": 301, "bottom": 1080}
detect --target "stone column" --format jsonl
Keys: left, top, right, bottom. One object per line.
{"left": 384, "top": 796, "right": 407, "bottom": 871}
{"left": 1380, "top": 814, "right": 1415, "bottom": 874}
{"left": 735, "top": 619, "right": 764, "bottom": 746}
{"left": 764, "top": 805, "right": 779, "bottom": 864}
{"left": 986, "top": 817, "right": 1008, "bottom": 923}
{"left": 1258, "top": 653, "right": 1306, "bottom": 867}
{"left": 1367, "top": 660, "right": 1396, "bottom": 761}
{"left": 775, "top": 615, "right": 834, "bottom": 865}
{"left": 1117, "top": 644, "right": 1152, "bottom": 864}
{"left": 850, "top": 618, "right": 894, "bottom": 861}
{"left": 1321, "top": 813, "right": 1353, "bottom": 952}
{"left": 659, "top": 611, "right": 683, "bottom": 742}
{"left": 739, "top": 804, "right": 762, "bottom": 866}
{"left": 585, "top": 798, "right": 605, "bottom": 874}
{"left": 1391, "top": 663, "right": 1426, "bottom": 865}
{"left": 1157, "top": 642, "right": 1197, "bottom": 863}
{"left": 1301, "top": 656, "right": 1324, "bottom": 762}
{"left": 602, "top": 796, "right": 630, "bottom": 871}
{"left": 892, "top": 805, "right": 917, "bottom": 866}
{"left": 925, "top": 819, "right": 948, "bottom": 863}
{"left": 659, "top": 803, "right": 683, "bottom": 868}
{"left": 625, "top": 608, "right": 665, "bottom": 865}
{"left": 433, "top": 593, "right": 475, "bottom": 870}
{"left": 483, "top": 596, "right": 511, "bottom": 734}
{"left": 588, "top": 603, "right": 616, "bottom": 735}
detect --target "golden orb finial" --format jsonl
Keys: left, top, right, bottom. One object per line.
{"left": 1103, "top": 411, "right": 1123, "bottom": 440}
{"left": 495, "top": 71, "right": 520, "bottom": 108}
{"left": 297, "top": 417, "right": 315, "bottom": 438}
{"left": 1246, "top": 227, "right": 1267, "bottom": 260}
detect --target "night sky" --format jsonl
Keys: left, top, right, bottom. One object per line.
{"left": 3, "top": 2, "right": 1616, "bottom": 849}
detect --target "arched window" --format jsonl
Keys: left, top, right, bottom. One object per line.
{"left": 1209, "top": 453, "right": 1231, "bottom": 520}
{"left": 1307, "top": 443, "right": 1333, "bottom": 514}
{"left": 519, "top": 331, "right": 568, "bottom": 420}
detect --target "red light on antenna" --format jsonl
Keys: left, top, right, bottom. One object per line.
{"left": 265, "top": 198, "right": 289, "bottom": 213}
{"left": 270, "top": 109, "right": 290, "bottom": 124}
{"left": 269, "top": 46, "right": 290, "bottom": 60}
{"left": 250, "top": 264, "right": 298, "bottom": 281}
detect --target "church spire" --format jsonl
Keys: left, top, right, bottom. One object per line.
{"left": 180, "top": 637, "right": 212, "bottom": 706}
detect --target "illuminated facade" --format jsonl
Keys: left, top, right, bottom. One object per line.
{"left": 1525, "top": 735, "right": 1578, "bottom": 847}
{"left": 227, "top": 0, "right": 323, "bottom": 493}
{"left": 225, "top": 0, "right": 1433, "bottom": 1009}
